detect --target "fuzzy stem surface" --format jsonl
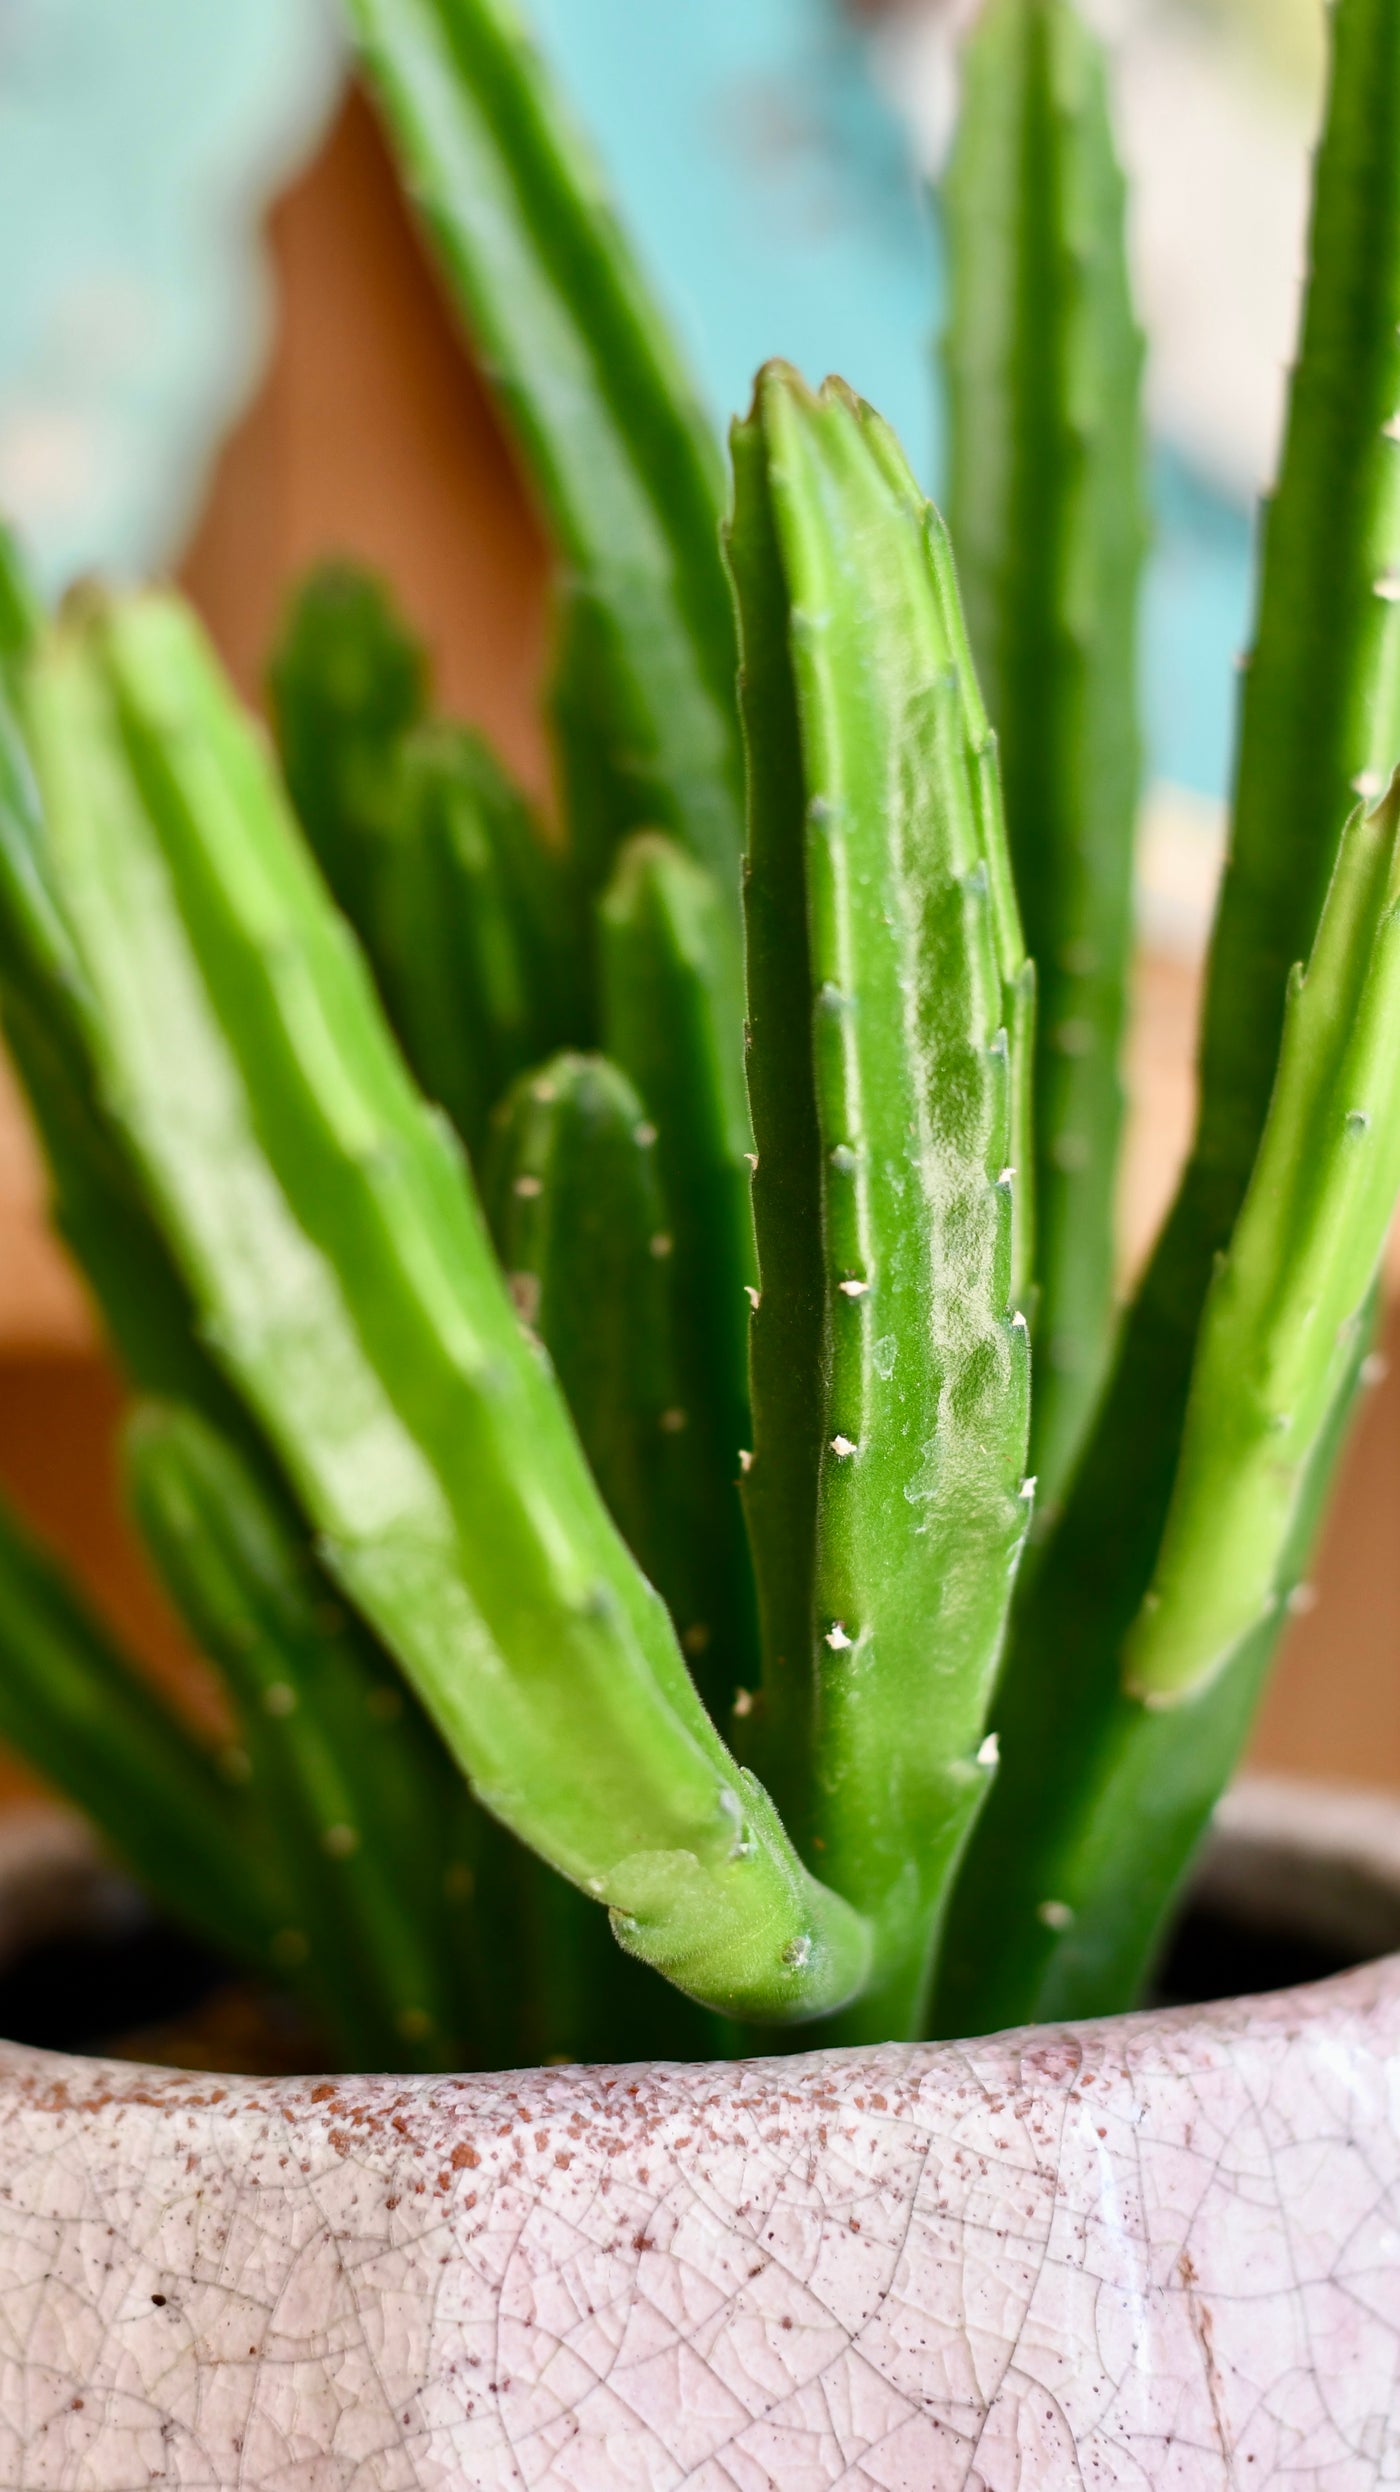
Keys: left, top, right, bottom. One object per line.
{"left": 729, "top": 368, "right": 1032, "bottom": 2041}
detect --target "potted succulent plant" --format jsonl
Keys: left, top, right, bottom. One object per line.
{"left": 0, "top": 0, "right": 1399, "bottom": 2476}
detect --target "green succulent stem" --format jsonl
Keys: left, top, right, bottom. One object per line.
{"left": 935, "top": 1293, "right": 1377, "bottom": 2029}
{"left": 728, "top": 367, "right": 1033, "bottom": 2042}
{"left": 0, "top": 1489, "right": 276, "bottom": 1967}
{"left": 598, "top": 832, "right": 759, "bottom": 1705}
{"left": 430, "top": 1055, "right": 738, "bottom": 2061}
{"left": 1125, "top": 777, "right": 1400, "bottom": 1703}
{"left": 344, "top": 0, "right": 745, "bottom": 907}
{"left": 1, "top": 658, "right": 253, "bottom": 1441}
{"left": 1200, "top": 0, "right": 1400, "bottom": 1206}
{"left": 485, "top": 1048, "right": 709, "bottom": 1651}
{"left": 944, "top": 0, "right": 1146, "bottom": 1520}
{"left": 30, "top": 589, "right": 870, "bottom": 2028}
{"left": 268, "top": 561, "right": 428, "bottom": 936}
{"left": 271, "top": 566, "right": 586, "bottom": 1159}
{"left": 126, "top": 1400, "right": 474, "bottom": 2069}
{"left": 938, "top": 0, "right": 1400, "bottom": 2038}
{"left": 0, "top": 522, "right": 41, "bottom": 690}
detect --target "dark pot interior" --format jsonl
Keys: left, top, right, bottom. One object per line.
{"left": 0, "top": 1770, "right": 1394, "bottom": 2073}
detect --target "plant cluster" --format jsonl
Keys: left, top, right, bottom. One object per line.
{"left": 0, "top": 0, "right": 1397, "bottom": 2069}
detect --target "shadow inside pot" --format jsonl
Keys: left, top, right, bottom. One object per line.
{"left": 0, "top": 1770, "right": 1395, "bottom": 2070}
{"left": 0, "top": 1921, "right": 328, "bottom": 2074}
{"left": 1152, "top": 1903, "right": 1357, "bottom": 2008}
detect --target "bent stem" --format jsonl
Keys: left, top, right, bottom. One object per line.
{"left": 28, "top": 590, "right": 871, "bottom": 2029}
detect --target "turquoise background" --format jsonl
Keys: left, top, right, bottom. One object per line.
{"left": 0, "top": 0, "right": 1252, "bottom": 800}
{"left": 0, "top": 0, "right": 340, "bottom": 594}
{"left": 527, "top": 0, "right": 1254, "bottom": 803}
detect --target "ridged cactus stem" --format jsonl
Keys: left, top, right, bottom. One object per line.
{"left": 268, "top": 562, "right": 428, "bottom": 935}
{"left": 935, "top": 1295, "right": 1378, "bottom": 2030}
{"left": 1, "top": 668, "right": 256, "bottom": 1439}
{"left": 939, "top": 790, "right": 1400, "bottom": 2031}
{"left": 31, "top": 590, "right": 870, "bottom": 2028}
{"left": 0, "top": 1492, "right": 277, "bottom": 1968}
{"left": 460, "top": 1053, "right": 736, "bottom": 2061}
{"left": 126, "top": 1401, "right": 474, "bottom": 2070}
{"left": 485, "top": 1049, "right": 710, "bottom": 1656}
{"left": 380, "top": 723, "right": 586, "bottom": 1157}
{"left": 728, "top": 368, "right": 1033, "bottom": 2042}
{"left": 944, "top": 0, "right": 1145, "bottom": 1520}
{"left": 1125, "top": 777, "right": 1400, "bottom": 1703}
{"left": 0, "top": 522, "right": 40, "bottom": 688}
{"left": 598, "top": 832, "right": 759, "bottom": 1706}
{"left": 940, "top": 0, "right": 1400, "bottom": 2038}
{"left": 342, "top": 0, "right": 745, "bottom": 907}
{"left": 271, "top": 567, "right": 586, "bottom": 1160}
{"left": 1199, "top": 0, "right": 1400, "bottom": 1207}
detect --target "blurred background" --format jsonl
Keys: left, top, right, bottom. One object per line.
{"left": 0, "top": 0, "right": 1391, "bottom": 1816}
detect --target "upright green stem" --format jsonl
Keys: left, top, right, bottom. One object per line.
{"left": 0, "top": 662, "right": 252, "bottom": 1438}
{"left": 127, "top": 1400, "right": 475, "bottom": 2069}
{"left": 343, "top": 0, "right": 745, "bottom": 908}
{"left": 0, "top": 1490, "right": 276, "bottom": 1967}
{"left": 937, "top": 1297, "right": 1378, "bottom": 2029}
{"left": 272, "top": 566, "right": 586, "bottom": 1158}
{"left": 598, "top": 833, "right": 759, "bottom": 1704}
{"left": 944, "top": 0, "right": 1145, "bottom": 1518}
{"left": 939, "top": 0, "right": 1400, "bottom": 2039}
{"left": 0, "top": 522, "right": 41, "bottom": 689}
{"left": 485, "top": 1048, "right": 709, "bottom": 1657}
{"left": 728, "top": 369, "right": 1033, "bottom": 2042}
{"left": 1202, "top": 0, "right": 1400, "bottom": 1205}
{"left": 268, "top": 561, "right": 428, "bottom": 935}
{"left": 1125, "top": 779, "right": 1400, "bottom": 1703}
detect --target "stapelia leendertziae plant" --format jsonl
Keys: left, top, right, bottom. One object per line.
{"left": 0, "top": 0, "right": 1397, "bottom": 2069}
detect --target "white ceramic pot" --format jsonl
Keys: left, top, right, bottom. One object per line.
{"left": 1, "top": 1779, "right": 1398, "bottom": 2489}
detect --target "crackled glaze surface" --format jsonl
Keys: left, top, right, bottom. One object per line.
{"left": 2, "top": 1959, "right": 1398, "bottom": 2487}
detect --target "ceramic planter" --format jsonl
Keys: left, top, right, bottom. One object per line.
{"left": 0, "top": 1778, "right": 1397, "bottom": 2489}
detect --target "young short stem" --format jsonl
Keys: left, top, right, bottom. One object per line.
{"left": 485, "top": 1048, "right": 711, "bottom": 1664}
{"left": 598, "top": 834, "right": 759, "bottom": 1705}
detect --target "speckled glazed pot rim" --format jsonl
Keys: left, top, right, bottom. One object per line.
{"left": 0, "top": 1776, "right": 1398, "bottom": 2486}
